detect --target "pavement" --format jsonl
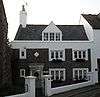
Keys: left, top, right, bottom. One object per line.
{"left": 49, "top": 84, "right": 100, "bottom": 97}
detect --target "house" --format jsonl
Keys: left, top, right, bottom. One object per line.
{"left": 0, "top": 0, "right": 12, "bottom": 87}
{"left": 11, "top": 5, "right": 98, "bottom": 91}
{"left": 80, "top": 13, "right": 100, "bottom": 83}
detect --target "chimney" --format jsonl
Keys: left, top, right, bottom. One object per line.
{"left": 20, "top": 5, "right": 27, "bottom": 28}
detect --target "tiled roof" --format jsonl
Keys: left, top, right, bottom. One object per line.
{"left": 14, "top": 24, "right": 88, "bottom": 40}
{"left": 82, "top": 14, "right": 100, "bottom": 29}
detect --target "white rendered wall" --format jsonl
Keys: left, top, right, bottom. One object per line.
{"left": 94, "top": 30, "right": 100, "bottom": 58}
{"left": 80, "top": 15, "right": 94, "bottom": 41}
{"left": 11, "top": 41, "right": 92, "bottom": 50}
{"left": 5, "top": 93, "right": 29, "bottom": 97}
{"left": 51, "top": 81, "right": 93, "bottom": 95}
{"left": 20, "top": 11, "right": 27, "bottom": 28}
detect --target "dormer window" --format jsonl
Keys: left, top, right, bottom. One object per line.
{"left": 44, "top": 33, "right": 48, "bottom": 41}
{"left": 56, "top": 33, "right": 60, "bottom": 41}
{"left": 43, "top": 32, "right": 61, "bottom": 41}
{"left": 42, "top": 21, "right": 62, "bottom": 41}
{"left": 50, "top": 33, "right": 54, "bottom": 41}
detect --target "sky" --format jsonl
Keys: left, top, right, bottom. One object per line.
{"left": 3, "top": 0, "right": 100, "bottom": 41}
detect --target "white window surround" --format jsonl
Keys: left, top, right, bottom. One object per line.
{"left": 49, "top": 68, "right": 66, "bottom": 81}
{"left": 42, "top": 21, "right": 62, "bottom": 42}
{"left": 72, "top": 49, "right": 88, "bottom": 60}
{"left": 44, "top": 33, "right": 48, "bottom": 41}
{"left": 42, "top": 32, "right": 62, "bottom": 42}
{"left": 49, "top": 49, "right": 65, "bottom": 61}
{"left": 73, "top": 68, "right": 88, "bottom": 80}
{"left": 20, "top": 69, "right": 25, "bottom": 77}
{"left": 20, "top": 48, "right": 26, "bottom": 59}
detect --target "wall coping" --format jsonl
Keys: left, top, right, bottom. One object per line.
{"left": 25, "top": 76, "right": 36, "bottom": 79}
{"left": 42, "top": 75, "right": 52, "bottom": 78}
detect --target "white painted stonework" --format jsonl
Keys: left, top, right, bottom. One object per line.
{"left": 42, "top": 21, "right": 62, "bottom": 33}
{"left": 20, "top": 5, "right": 27, "bottom": 28}
{"left": 42, "top": 21, "right": 62, "bottom": 41}
{"left": 80, "top": 15, "right": 94, "bottom": 41}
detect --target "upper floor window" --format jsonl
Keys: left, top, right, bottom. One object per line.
{"left": 44, "top": 33, "right": 48, "bottom": 41}
{"left": 72, "top": 50, "right": 88, "bottom": 60}
{"left": 50, "top": 50, "right": 64, "bottom": 60}
{"left": 20, "top": 69, "right": 25, "bottom": 77}
{"left": 21, "top": 51, "right": 25, "bottom": 56}
{"left": 20, "top": 49, "right": 26, "bottom": 59}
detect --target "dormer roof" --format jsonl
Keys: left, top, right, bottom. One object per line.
{"left": 42, "top": 21, "right": 62, "bottom": 33}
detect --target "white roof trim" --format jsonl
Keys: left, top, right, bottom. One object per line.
{"left": 42, "top": 21, "right": 62, "bottom": 33}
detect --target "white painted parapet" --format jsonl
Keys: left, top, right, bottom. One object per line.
{"left": 51, "top": 81, "right": 93, "bottom": 95}
{"left": 25, "top": 76, "right": 36, "bottom": 97}
{"left": 42, "top": 75, "right": 52, "bottom": 96}
{"left": 91, "top": 42, "right": 98, "bottom": 84}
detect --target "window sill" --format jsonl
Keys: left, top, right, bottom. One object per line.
{"left": 73, "top": 59, "right": 87, "bottom": 62}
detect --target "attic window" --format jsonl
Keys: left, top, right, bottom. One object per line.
{"left": 44, "top": 33, "right": 48, "bottom": 41}
{"left": 43, "top": 32, "right": 61, "bottom": 41}
{"left": 50, "top": 33, "right": 54, "bottom": 41}
{"left": 56, "top": 33, "right": 60, "bottom": 41}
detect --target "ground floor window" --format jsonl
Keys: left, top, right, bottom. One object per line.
{"left": 20, "top": 69, "right": 25, "bottom": 77}
{"left": 49, "top": 68, "right": 65, "bottom": 81}
{"left": 73, "top": 68, "right": 88, "bottom": 81}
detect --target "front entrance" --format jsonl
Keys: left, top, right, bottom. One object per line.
{"left": 97, "top": 59, "right": 100, "bottom": 83}
{"left": 35, "top": 77, "right": 45, "bottom": 97}
{"left": 29, "top": 64, "right": 45, "bottom": 97}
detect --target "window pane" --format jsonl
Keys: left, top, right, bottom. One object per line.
{"left": 51, "top": 51, "right": 54, "bottom": 59}
{"left": 56, "top": 71, "right": 59, "bottom": 80}
{"left": 51, "top": 71, "right": 54, "bottom": 80}
{"left": 83, "top": 70, "right": 87, "bottom": 80}
{"left": 56, "top": 33, "right": 60, "bottom": 41}
{"left": 60, "top": 71, "right": 64, "bottom": 80}
{"left": 60, "top": 51, "right": 63, "bottom": 58}
{"left": 79, "top": 51, "right": 81, "bottom": 58}
{"left": 83, "top": 51, "right": 86, "bottom": 58}
{"left": 74, "top": 70, "right": 78, "bottom": 80}
{"left": 55, "top": 51, "right": 58, "bottom": 59}
{"left": 74, "top": 51, "right": 77, "bottom": 58}
{"left": 21, "top": 51, "right": 24, "bottom": 56}
{"left": 20, "top": 69, "right": 25, "bottom": 77}
{"left": 22, "top": 70, "right": 24, "bottom": 75}
{"left": 50, "top": 33, "right": 54, "bottom": 41}
{"left": 44, "top": 33, "right": 48, "bottom": 41}
{"left": 79, "top": 70, "right": 82, "bottom": 80}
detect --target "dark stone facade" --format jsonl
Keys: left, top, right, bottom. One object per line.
{"left": 12, "top": 48, "right": 91, "bottom": 86}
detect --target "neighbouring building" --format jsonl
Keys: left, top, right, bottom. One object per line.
{"left": 0, "top": 0, "right": 12, "bottom": 87}
{"left": 11, "top": 5, "right": 99, "bottom": 95}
